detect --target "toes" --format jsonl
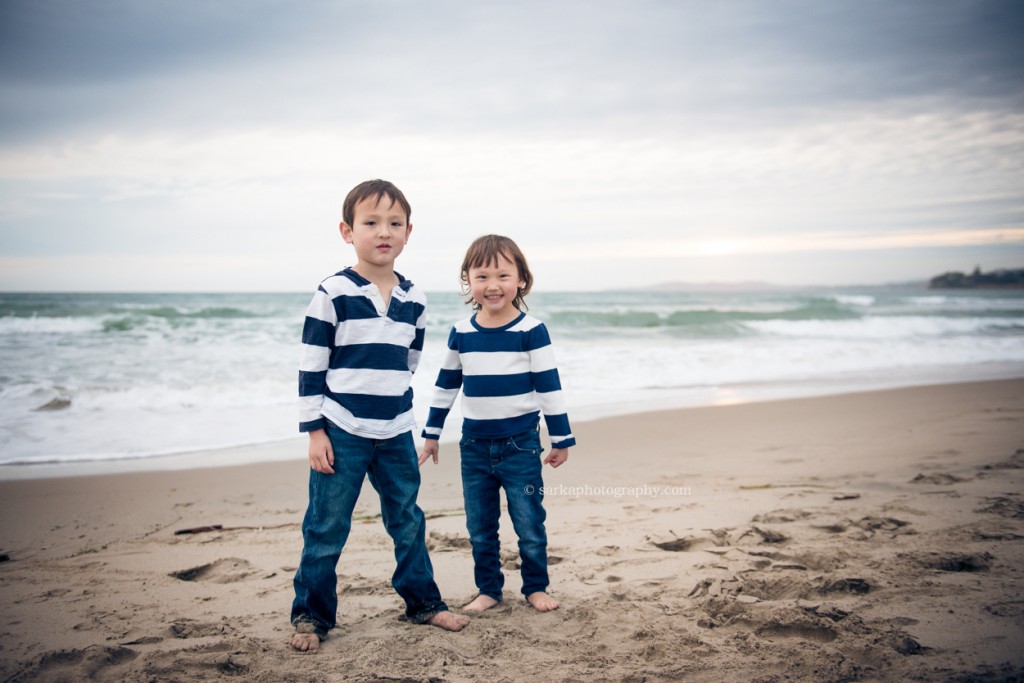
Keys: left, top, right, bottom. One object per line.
{"left": 291, "top": 633, "right": 320, "bottom": 652}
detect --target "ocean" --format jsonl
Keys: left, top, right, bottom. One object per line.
{"left": 1, "top": 287, "right": 1022, "bottom": 468}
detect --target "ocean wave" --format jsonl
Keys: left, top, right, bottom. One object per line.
{"left": 125, "top": 305, "right": 263, "bottom": 319}
{"left": 547, "top": 298, "right": 861, "bottom": 330}
{"left": 0, "top": 316, "right": 103, "bottom": 335}
{"left": 746, "top": 316, "right": 1022, "bottom": 339}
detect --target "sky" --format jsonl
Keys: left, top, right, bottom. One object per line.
{"left": 1, "top": 0, "right": 1023, "bottom": 292}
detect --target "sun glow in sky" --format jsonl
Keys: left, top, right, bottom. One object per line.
{"left": 1, "top": 1, "right": 1022, "bottom": 291}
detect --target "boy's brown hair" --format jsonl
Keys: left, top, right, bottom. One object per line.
{"left": 460, "top": 234, "right": 534, "bottom": 311}
{"left": 342, "top": 179, "right": 412, "bottom": 226}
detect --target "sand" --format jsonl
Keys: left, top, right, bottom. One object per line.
{"left": 1, "top": 379, "right": 1022, "bottom": 682}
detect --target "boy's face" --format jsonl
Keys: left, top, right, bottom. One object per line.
{"left": 467, "top": 252, "right": 525, "bottom": 318}
{"left": 340, "top": 194, "right": 412, "bottom": 273}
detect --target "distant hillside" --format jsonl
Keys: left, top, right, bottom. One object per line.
{"left": 929, "top": 267, "right": 1024, "bottom": 289}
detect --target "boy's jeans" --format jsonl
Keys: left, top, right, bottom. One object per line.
{"left": 459, "top": 428, "right": 549, "bottom": 601}
{"left": 291, "top": 422, "right": 447, "bottom": 636}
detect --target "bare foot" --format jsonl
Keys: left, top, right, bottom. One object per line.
{"left": 426, "top": 610, "right": 469, "bottom": 631}
{"left": 290, "top": 632, "right": 321, "bottom": 653}
{"left": 527, "top": 592, "right": 559, "bottom": 612}
{"left": 462, "top": 594, "right": 500, "bottom": 613}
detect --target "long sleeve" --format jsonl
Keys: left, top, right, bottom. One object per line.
{"left": 298, "top": 285, "right": 337, "bottom": 432}
{"left": 408, "top": 303, "right": 426, "bottom": 375}
{"left": 528, "top": 324, "right": 576, "bottom": 448}
{"left": 421, "top": 326, "right": 463, "bottom": 439}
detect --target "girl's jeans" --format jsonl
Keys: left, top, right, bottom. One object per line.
{"left": 291, "top": 422, "right": 447, "bottom": 636}
{"left": 460, "top": 428, "right": 549, "bottom": 601}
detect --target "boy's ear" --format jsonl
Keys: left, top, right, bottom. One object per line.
{"left": 339, "top": 221, "right": 353, "bottom": 244}
{"left": 404, "top": 223, "right": 413, "bottom": 244}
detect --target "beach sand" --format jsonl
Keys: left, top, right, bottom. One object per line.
{"left": 1, "top": 379, "right": 1022, "bottom": 682}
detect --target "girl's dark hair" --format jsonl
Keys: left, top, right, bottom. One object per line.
{"left": 342, "top": 179, "right": 411, "bottom": 226}
{"left": 460, "top": 234, "right": 534, "bottom": 311}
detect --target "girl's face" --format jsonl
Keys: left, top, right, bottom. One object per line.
{"left": 466, "top": 252, "right": 525, "bottom": 322}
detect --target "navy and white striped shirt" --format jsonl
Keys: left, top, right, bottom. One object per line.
{"left": 422, "top": 312, "right": 576, "bottom": 449}
{"left": 298, "top": 267, "right": 426, "bottom": 439}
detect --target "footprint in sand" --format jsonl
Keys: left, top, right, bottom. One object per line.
{"left": 648, "top": 535, "right": 719, "bottom": 552}
{"left": 144, "top": 639, "right": 256, "bottom": 679}
{"left": 852, "top": 516, "right": 914, "bottom": 537}
{"left": 755, "top": 621, "right": 838, "bottom": 643}
{"left": 18, "top": 645, "right": 138, "bottom": 681}
{"left": 426, "top": 530, "right": 472, "bottom": 551}
{"left": 910, "top": 472, "right": 966, "bottom": 485}
{"left": 169, "top": 558, "right": 261, "bottom": 583}
{"left": 819, "top": 577, "right": 871, "bottom": 594}
{"left": 339, "top": 574, "right": 393, "bottom": 596}
{"left": 975, "top": 495, "right": 1024, "bottom": 519}
{"left": 917, "top": 551, "right": 992, "bottom": 572}
{"left": 979, "top": 449, "right": 1024, "bottom": 472}
{"left": 752, "top": 509, "right": 812, "bottom": 523}
{"left": 737, "top": 526, "right": 789, "bottom": 545}
{"left": 169, "top": 618, "right": 234, "bottom": 638}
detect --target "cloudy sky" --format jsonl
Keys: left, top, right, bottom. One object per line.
{"left": 1, "top": 0, "right": 1022, "bottom": 291}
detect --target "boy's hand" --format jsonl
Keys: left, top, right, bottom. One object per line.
{"left": 419, "top": 439, "right": 439, "bottom": 466}
{"left": 544, "top": 448, "right": 569, "bottom": 468}
{"left": 308, "top": 429, "right": 334, "bottom": 474}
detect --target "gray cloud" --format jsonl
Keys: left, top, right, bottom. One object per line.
{"left": 2, "top": 0, "right": 1022, "bottom": 144}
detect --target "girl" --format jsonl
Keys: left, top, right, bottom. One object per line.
{"left": 419, "top": 234, "right": 575, "bottom": 612}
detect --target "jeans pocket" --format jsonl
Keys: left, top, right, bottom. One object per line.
{"left": 509, "top": 433, "right": 540, "bottom": 457}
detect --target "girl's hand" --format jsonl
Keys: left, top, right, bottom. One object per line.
{"left": 544, "top": 448, "right": 569, "bottom": 468}
{"left": 419, "top": 439, "right": 440, "bottom": 466}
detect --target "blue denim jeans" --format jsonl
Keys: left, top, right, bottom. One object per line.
{"left": 460, "top": 428, "right": 549, "bottom": 601}
{"left": 291, "top": 423, "right": 447, "bottom": 636}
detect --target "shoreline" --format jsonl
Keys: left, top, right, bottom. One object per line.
{"left": 4, "top": 373, "right": 1022, "bottom": 480}
{"left": 1, "top": 377, "right": 1022, "bottom": 680}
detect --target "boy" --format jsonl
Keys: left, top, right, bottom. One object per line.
{"left": 290, "top": 179, "right": 468, "bottom": 653}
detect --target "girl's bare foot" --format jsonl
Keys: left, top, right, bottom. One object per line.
{"left": 527, "top": 592, "right": 559, "bottom": 612}
{"left": 290, "top": 632, "right": 321, "bottom": 652}
{"left": 426, "top": 610, "right": 470, "bottom": 631}
{"left": 462, "top": 594, "right": 500, "bottom": 612}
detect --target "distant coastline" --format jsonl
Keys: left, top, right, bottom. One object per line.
{"left": 929, "top": 267, "right": 1024, "bottom": 289}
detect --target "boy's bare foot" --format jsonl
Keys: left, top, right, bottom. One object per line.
{"left": 462, "top": 594, "right": 500, "bottom": 613}
{"left": 527, "top": 592, "right": 559, "bottom": 612}
{"left": 426, "top": 610, "right": 470, "bottom": 631}
{"left": 290, "top": 632, "right": 321, "bottom": 653}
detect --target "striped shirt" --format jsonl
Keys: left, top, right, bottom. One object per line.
{"left": 298, "top": 267, "right": 426, "bottom": 439}
{"left": 422, "top": 312, "right": 576, "bottom": 449}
